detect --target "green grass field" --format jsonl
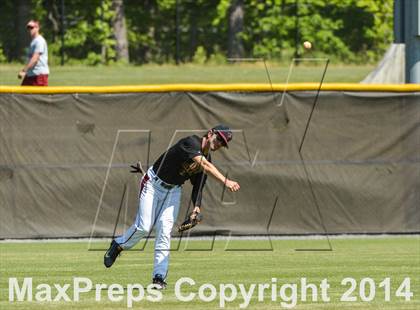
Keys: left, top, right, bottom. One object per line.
{"left": 0, "top": 63, "right": 374, "bottom": 86}
{"left": 1, "top": 237, "right": 419, "bottom": 309}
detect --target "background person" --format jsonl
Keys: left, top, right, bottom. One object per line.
{"left": 18, "top": 20, "right": 49, "bottom": 86}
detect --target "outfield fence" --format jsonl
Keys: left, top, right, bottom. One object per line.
{"left": 0, "top": 84, "right": 418, "bottom": 238}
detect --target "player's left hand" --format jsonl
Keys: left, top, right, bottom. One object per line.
{"left": 178, "top": 208, "right": 202, "bottom": 232}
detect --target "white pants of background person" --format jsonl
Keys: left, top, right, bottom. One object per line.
{"left": 115, "top": 167, "right": 181, "bottom": 278}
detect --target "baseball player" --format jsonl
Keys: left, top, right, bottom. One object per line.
{"left": 104, "top": 125, "right": 240, "bottom": 289}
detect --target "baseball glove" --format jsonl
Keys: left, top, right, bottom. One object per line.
{"left": 178, "top": 211, "right": 202, "bottom": 232}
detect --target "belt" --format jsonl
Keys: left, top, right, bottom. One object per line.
{"left": 154, "top": 177, "right": 177, "bottom": 190}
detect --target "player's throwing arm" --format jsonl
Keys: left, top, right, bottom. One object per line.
{"left": 192, "top": 155, "right": 240, "bottom": 192}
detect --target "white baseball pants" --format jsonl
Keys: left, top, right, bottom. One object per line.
{"left": 115, "top": 167, "right": 181, "bottom": 278}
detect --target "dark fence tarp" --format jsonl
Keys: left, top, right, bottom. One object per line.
{"left": 0, "top": 91, "right": 419, "bottom": 238}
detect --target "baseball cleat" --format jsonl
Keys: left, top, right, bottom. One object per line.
{"left": 151, "top": 274, "right": 167, "bottom": 290}
{"left": 104, "top": 240, "right": 122, "bottom": 268}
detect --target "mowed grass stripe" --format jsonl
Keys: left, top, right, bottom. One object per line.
{"left": 0, "top": 237, "right": 418, "bottom": 309}
{"left": 0, "top": 64, "right": 374, "bottom": 86}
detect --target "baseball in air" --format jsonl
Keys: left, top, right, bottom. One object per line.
{"left": 303, "top": 41, "right": 312, "bottom": 50}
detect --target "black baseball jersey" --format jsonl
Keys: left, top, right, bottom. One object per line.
{"left": 152, "top": 135, "right": 210, "bottom": 206}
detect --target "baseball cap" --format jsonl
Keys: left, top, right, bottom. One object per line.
{"left": 212, "top": 124, "right": 233, "bottom": 148}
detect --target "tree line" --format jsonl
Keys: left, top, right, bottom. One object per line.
{"left": 0, "top": 0, "right": 393, "bottom": 65}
